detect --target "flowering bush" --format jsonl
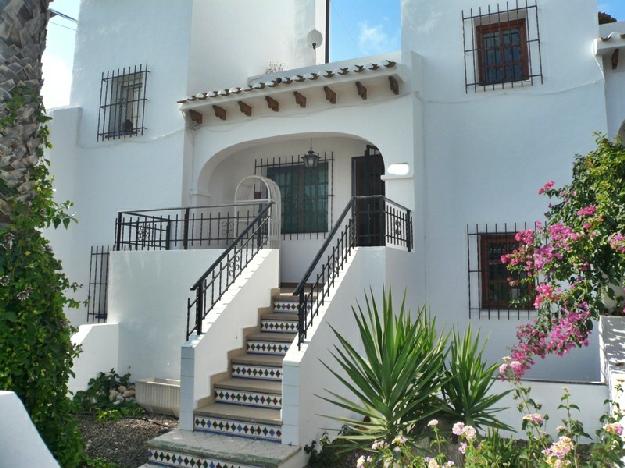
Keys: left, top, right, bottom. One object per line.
{"left": 357, "top": 383, "right": 625, "bottom": 468}
{"left": 501, "top": 138, "right": 625, "bottom": 376}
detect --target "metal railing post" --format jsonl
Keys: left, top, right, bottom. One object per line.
{"left": 407, "top": 209, "right": 413, "bottom": 252}
{"left": 183, "top": 207, "right": 191, "bottom": 250}
{"left": 115, "top": 212, "right": 122, "bottom": 250}
{"left": 195, "top": 285, "right": 204, "bottom": 336}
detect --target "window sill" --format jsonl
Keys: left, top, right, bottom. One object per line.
{"left": 470, "top": 78, "right": 536, "bottom": 94}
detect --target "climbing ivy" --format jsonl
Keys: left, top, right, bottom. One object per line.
{"left": 0, "top": 87, "right": 85, "bottom": 466}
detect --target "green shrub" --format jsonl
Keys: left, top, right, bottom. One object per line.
{"left": 0, "top": 87, "right": 85, "bottom": 466}
{"left": 320, "top": 290, "right": 448, "bottom": 450}
{"left": 442, "top": 326, "right": 511, "bottom": 430}
{"left": 72, "top": 369, "right": 144, "bottom": 421}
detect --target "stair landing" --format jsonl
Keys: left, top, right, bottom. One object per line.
{"left": 145, "top": 429, "right": 302, "bottom": 468}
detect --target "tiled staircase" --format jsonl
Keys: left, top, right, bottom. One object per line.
{"left": 145, "top": 285, "right": 310, "bottom": 467}
{"left": 191, "top": 286, "right": 301, "bottom": 443}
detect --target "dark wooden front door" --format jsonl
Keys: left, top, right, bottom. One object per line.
{"left": 352, "top": 146, "right": 385, "bottom": 246}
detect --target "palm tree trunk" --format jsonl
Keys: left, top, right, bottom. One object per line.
{"left": 0, "top": 0, "right": 51, "bottom": 225}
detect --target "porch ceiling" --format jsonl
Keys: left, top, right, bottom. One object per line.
{"left": 178, "top": 59, "right": 406, "bottom": 124}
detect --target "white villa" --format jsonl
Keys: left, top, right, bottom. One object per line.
{"left": 44, "top": 0, "right": 625, "bottom": 466}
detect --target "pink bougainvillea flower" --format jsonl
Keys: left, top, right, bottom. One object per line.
{"left": 609, "top": 233, "right": 625, "bottom": 254}
{"left": 576, "top": 205, "right": 597, "bottom": 217}
{"left": 539, "top": 180, "right": 555, "bottom": 195}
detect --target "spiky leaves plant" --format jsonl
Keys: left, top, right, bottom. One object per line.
{"left": 442, "top": 326, "right": 511, "bottom": 430}
{"left": 320, "top": 290, "right": 448, "bottom": 449}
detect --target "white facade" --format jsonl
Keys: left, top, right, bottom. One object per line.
{"left": 46, "top": 0, "right": 625, "bottom": 461}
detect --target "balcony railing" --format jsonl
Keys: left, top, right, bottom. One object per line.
{"left": 114, "top": 203, "right": 267, "bottom": 251}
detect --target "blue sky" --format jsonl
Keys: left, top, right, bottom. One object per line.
{"left": 42, "top": 0, "right": 625, "bottom": 109}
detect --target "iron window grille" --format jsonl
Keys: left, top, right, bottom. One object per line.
{"left": 467, "top": 223, "right": 536, "bottom": 319}
{"left": 462, "top": 1, "right": 543, "bottom": 92}
{"left": 255, "top": 153, "right": 334, "bottom": 240}
{"left": 97, "top": 65, "right": 149, "bottom": 141}
{"left": 86, "top": 245, "right": 110, "bottom": 323}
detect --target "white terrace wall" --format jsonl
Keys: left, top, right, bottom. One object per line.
{"left": 180, "top": 249, "right": 280, "bottom": 430}
{"left": 400, "top": 0, "right": 607, "bottom": 380}
{"left": 107, "top": 249, "right": 224, "bottom": 382}
{"left": 0, "top": 392, "right": 58, "bottom": 467}
{"left": 492, "top": 380, "right": 609, "bottom": 439}
{"left": 69, "top": 323, "right": 119, "bottom": 393}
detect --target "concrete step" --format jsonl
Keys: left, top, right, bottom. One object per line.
{"left": 231, "top": 354, "right": 284, "bottom": 381}
{"left": 246, "top": 333, "right": 295, "bottom": 356}
{"left": 215, "top": 378, "right": 282, "bottom": 409}
{"left": 146, "top": 429, "right": 302, "bottom": 468}
{"left": 194, "top": 403, "right": 282, "bottom": 442}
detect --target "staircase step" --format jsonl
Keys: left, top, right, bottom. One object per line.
{"left": 260, "top": 316, "right": 298, "bottom": 334}
{"left": 231, "top": 354, "right": 283, "bottom": 381}
{"left": 216, "top": 378, "right": 282, "bottom": 394}
{"left": 194, "top": 403, "right": 282, "bottom": 442}
{"left": 146, "top": 429, "right": 301, "bottom": 468}
{"left": 215, "top": 378, "right": 282, "bottom": 409}
{"left": 246, "top": 333, "right": 295, "bottom": 356}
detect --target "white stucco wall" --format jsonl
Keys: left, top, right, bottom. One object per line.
{"left": 107, "top": 249, "right": 224, "bottom": 381}
{"left": 187, "top": 0, "right": 325, "bottom": 95}
{"left": 69, "top": 323, "right": 119, "bottom": 394}
{"left": 179, "top": 249, "right": 280, "bottom": 430}
{"left": 601, "top": 22, "right": 625, "bottom": 137}
{"left": 0, "top": 392, "right": 58, "bottom": 467}
{"left": 399, "top": 0, "right": 607, "bottom": 380}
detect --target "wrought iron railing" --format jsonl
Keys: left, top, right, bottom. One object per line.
{"left": 114, "top": 203, "right": 265, "bottom": 251}
{"left": 293, "top": 195, "right": 412, "bottom": 348}
{"left": 186, "top": 203, "right": 273, "bottom": 339}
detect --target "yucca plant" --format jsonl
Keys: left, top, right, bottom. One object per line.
{"left": 319, "top": 290, "right": 448, "bottom": 449}
{"left": 442, "top": 326, "right": 511, "bottom": 430}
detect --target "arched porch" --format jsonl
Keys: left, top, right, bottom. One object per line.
{"left": 194, "top": 132, "right": 409, "bottom": 282}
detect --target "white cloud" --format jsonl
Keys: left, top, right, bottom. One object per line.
{"left": 358, "top": 21, "right": 394, "bottom": 56}
{"left": 41, "top": 52, "right": 72, "bottom": 110}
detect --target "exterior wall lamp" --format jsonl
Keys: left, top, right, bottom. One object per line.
{"left": 303, "top": 142, "right": 320, "bottom": 168}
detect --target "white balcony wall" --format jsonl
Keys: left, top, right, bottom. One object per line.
{"left": 107, "top": 249, "right": 224, "bottom": 382}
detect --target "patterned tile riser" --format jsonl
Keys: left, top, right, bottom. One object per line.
{"left": 246, "top": 341, "right": 290, "bottom": 355}
{"left": 194, "top": 416, "right": 282, "bottom": 443}
{"left": 147, "top": 449, "right": 259, "bottom": 468}
{"left": 214, "top": 388, "right": 282, "bottom": 409}
{"left": 231, "top": 364, "right": 282, "bottom": 381}
{"left": 272, "top": 302, "right": 303, "bottom": 314}
{"left": 259, "top": 320, "right": 298, "bottom": 334}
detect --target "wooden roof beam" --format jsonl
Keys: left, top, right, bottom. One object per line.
{"left": 238, "top": 101, "right": 252, "bottom": 117}
{"left": 212, "top": 105, "right": 226, "bottom": 121}
{"left": 389, "top": 76, "right": 400, "bottom": 95}
{"left": 355, "top": 82, "right": 367, "bottom": 100}
{"left": 265, "top": 96, "right": 279, "bottom": 112}
{"left": 323, "top": 86, "right": 336, "bottom": 104}
{"left": 293, "top": 91, "right": 307, "bottom": 108}
{"left": 188, "top": 110, "right": 203, "bottom": 125}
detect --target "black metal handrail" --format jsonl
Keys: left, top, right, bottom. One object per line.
{"left": 186, "top": 203, "right": 273, "bottom": 339}
{"left": 294, "top": 195, "right": 412, "bottom": 348}
{"left": 114, "top": 203, "right": 266, "bottom": 251}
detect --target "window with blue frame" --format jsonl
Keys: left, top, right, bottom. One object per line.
{"left": 477, "top": 19, "right": 529, "bottom": 86}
